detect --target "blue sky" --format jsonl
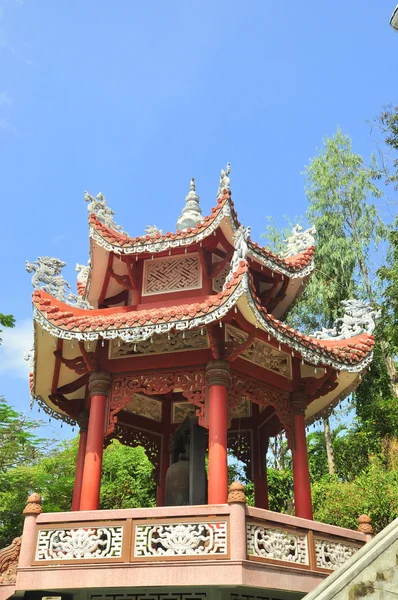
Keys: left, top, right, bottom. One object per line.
{"left": 0, "top": 1, "right": 396, "bottom": 441}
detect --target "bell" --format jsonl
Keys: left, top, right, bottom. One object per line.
{"left": 164, "top": 455, "right": 190, "bottom": 506}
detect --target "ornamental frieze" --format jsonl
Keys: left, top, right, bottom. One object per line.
{"left": 109, "top": 329, "right": 209, "bottom": 359}
{"left": 108, "top": 370, "right": 206, "bottom": 434}
{"left": 225, "top": 325, "right": 292, "bottom": 379}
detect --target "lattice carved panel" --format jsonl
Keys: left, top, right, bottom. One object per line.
{"left": 247, "top": 522, "right": 308, "bottom": 565}
{"left": 133, "top": 520, "right": 228, "bottom": 558}
{"left": 108, "top": 370, "right": 206, "bottom": 435}
{"left": 213, "top": 262, "right": 230, "bottom": 293}
{"left": 111, "top": 425, "right": 162, "bottom": 483}
{"left": 229, "top": 374, "right": 293, "bottom": 447}
{"left": 109, "top": 329, "right": 209, "bottom": 359}
{"left": 315, "top": 537, "right": 360, "bottom": 570}
{"left": 226, "top": 325, "right": 292, "bottom": 379}
{"left": 35, "top": 526, "right": 123, "bottom": 561}
{"left": 142, "top": 254, "right": 202, "bottom": 296}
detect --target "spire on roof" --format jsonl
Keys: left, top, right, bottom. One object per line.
{"left": 176, "top": 177, "right": 203, "bottom": 231}
{"left": 217, "top": 162, "right": 231, "bottom": 197}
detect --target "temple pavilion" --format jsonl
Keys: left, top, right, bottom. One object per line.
{"left": 0, "top": 164, "right": 377, "bottom": 600}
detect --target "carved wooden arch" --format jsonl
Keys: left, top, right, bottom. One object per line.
{"left": 229, "top": 373, "right": 293, "bottom": 448}
{"left": 108, "top": 424, "right": 162, "bottom": 483}
{"left": 108, "top": 370, "right": 206, "bottom": 436}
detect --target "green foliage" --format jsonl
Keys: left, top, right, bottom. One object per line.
{"left": 0, "top": 398, "right": 51, "bottom": 472}
{"left": 100, "top": 441, "right": 156, "bottom": 509}
{"left": 312, "top": 455, "right": 398, "bottom": 534}
{"left": 267, "top": 468, "right": 293, "bottom": 513}
{"left": 0, "top": 312, "right": 15, "bottom": 345}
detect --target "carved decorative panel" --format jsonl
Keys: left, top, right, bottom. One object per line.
{"left": 315, "top": 537, "right": 360, "bottom": 570}
{"left": 212, "top": 262, "right": 230, "bottom": 293}
{"left": 225, "top": 325, "right": 292, "bottom": 379}
{"left": 109, "top": 329, "right": 209, "bottom": 359}
{"left": 108, "top": 370, "right": 206, "bottom": 434}
{"left": 230, "top": 397, "right": 251, "bottom": 419}
{"left": 133, "top": 520, "right": 228, "bottom": 558}
{"left": 112, "top": 425, "right": 162, "bottom": 483}
{"left": 247, "top": 523, "right": 308, "bottom": 565}
{"left": 35, "top": 526, "right": 123, "bottom": 561}
{"left": 125, "top": 394, "right": 162, "bottom": 422}
{"left": 172, "top": 401, "right": 197, "bottom": 423}
{"left": 142, "top": 254, "right": 202, "bottom": 296}
{"left": 229, "top": 373, "right": 293, "bottom": 447}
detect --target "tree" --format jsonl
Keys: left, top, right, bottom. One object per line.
{"left": 0, "top": 312, "right": 15, "bottom": 344}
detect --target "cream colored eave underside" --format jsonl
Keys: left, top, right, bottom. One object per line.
{"left": 33, "top": 321, "right": 360, "bottom": 426}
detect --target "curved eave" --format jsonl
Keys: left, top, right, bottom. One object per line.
{"left": 32, "top": 264, "right": 374, "bottom": 375}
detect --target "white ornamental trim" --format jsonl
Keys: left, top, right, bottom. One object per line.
{"left": 89, "top": 199, "right": 314, "bottom": 278}
{"left": 33, "top": 271, "right": 373, "bottom": 373}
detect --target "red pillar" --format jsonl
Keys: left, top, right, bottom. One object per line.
{"left": 252, "top": 406, "right": 269, "bottom": 509}
{"left": 292, "top": 393, "right": 313, "bottom": 520}
{"left": 156, "top": 395, "right": 171, "bottom": 507}
{"left": 71, "top": 412, "right": 88, "bottom": 511}
{"left": 80, "top": 372, "right": 112, "bottom": 511}
{"left": 206, "top": 360, "right": 230, "bottom": 505}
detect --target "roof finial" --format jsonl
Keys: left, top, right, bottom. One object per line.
{"left": 217, "top": 162, "right": 231, "bottom": 197}
{"left": 176, "top": 177, "right": 203, "bottom": 231}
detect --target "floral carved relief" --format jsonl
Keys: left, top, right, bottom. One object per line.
{"left": 36, "top": 527, "right": 123, "bottom": 561}
{"left": 134, "top": 521, "right": 228, "bottom": 558}
{"left": 247, "top": 523, "right": 308, "bottom": 565}
{"left": 315, "top": 538, "right": 359, "bottom": 570}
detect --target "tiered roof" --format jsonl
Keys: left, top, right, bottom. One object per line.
{"left": 27, "top": 168, "right": 377, "bottom": 427}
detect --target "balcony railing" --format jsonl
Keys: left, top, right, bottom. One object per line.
{"left": 20, "top": 504, "right": 366, "bottom": 575}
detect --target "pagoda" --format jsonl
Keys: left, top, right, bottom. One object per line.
{"left": 1, "top": 165, "right": 378, "bottom": 600}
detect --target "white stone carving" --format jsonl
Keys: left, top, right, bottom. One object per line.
{"left": 145, "top": 225, "right": 163, "bottom": 236}
{"left": 26, "top": 257, "right": 92, "bottom": 309}
{"left": 85, "top": 191, "right": 126, "bottom": 234}
{"left": 282, "top": 224, "right": 316, "bottom": 257}
{"left": 217, "top": 162, "right": 231, "bottom": 197}
{"left": 225, "top": 325, "right": 292, "bottom": 378}
{"left": 315, "top": 538, "right": 359, "bottom": 570}
{"left": 142, "top": 253, "right": 202, "bottom": 296}
{"left": 109, "top": 329, "right": 209, "bottom": 359}
{"left": 312, "top": 299, "right": 380, "bottom": 340}
{"left": 176, "top": 178, "right": 203, "bottom": 231}
{"left": 224, "top": 226, "right": 250, "bottom": 287}
{"left": 134, "top": 521, "right": 227, "bottom": 557}
{"left": 75, "top": 262, "right": 90, "bottom": 285}
{"left": 247, "top": 523, "right": 308, "bottom": 565}
{"left": 36, "top": 526, "right": 123, "bottom": 561}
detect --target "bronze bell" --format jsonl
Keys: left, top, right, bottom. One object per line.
{"left": 164, "top": 455, "right": 190, "bottom": 506}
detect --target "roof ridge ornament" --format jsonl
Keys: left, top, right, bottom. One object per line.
{"left": 176, "top": 177, "right": 203, "bottom": 231}
{"left": 224, "top": 225, "right": 250, "bottom": 287}
{"left": 145, "top": 225, "right": 163, "bottom": 236}
{"left": 312, "top": 299, "right": 381, "bottom": 340}
{"left": 26, "top": 257, "right": 93, "bottom": 309}
{"left": 217, "top": 162, "right": 231, "bottom": 198}
{"left": 282, "top": 224, "right": 316, "bottom": 257}
{"left": 85, "top": 191, "right": 127, "bottom": 235}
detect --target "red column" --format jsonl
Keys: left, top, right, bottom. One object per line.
{"left": 71, "top": 412, "right": 88, "bottom": 511}
{"left": 292, "top": 393, "right": 313, "bottom": 520}
{"left": 80, "top": 372, "right": 112, "bottom": 511}
{"left": 253, "top": 406, "right": 269, "bottom": 509}
{"left": 206, "top": 360, "right": 230, "bottom": 505}
{"left": 156, "top": 396, "right": 171, "bottom": 507}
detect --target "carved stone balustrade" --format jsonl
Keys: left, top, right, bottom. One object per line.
{"left": 11, "top": 505, "right": 368, "bottom": 599}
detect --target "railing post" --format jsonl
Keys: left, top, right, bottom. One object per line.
{"left": 18, "top": 493, "right": 42, "bottom": 568}
{"left": 228, "top": 482, "right": 247, "bottom": 561}
{"left": 358, "top": 514, "right": 373, "bottom": 542}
